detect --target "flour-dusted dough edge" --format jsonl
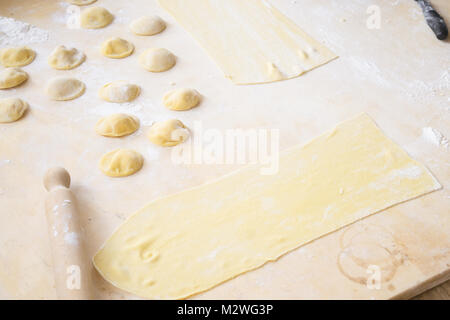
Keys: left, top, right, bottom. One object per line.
{"left": 0, "top": 67, "right": 28, "bottom": 89}
{"left": 45, "top": 77, "right": 86, "bottom": 101}
{"left": 158, "top": 0, "right": 338, "bottom": 84}
{"left": 147, "top": 119, "right": 189, "bottom": 146}
{"left": 48, "top": 46, "right": 86, "bottom": 70}
{"left": 101, "top": 38, "right": 134, "bottom": 59}
{"left": 130, "top": 16, "right": 166, "bottom": 36}
{"left": 139, "top": 48, "right": 176, "bottom": 72}
{"left": 99, "top": 148, "right": 144, "bottom": 177}
{"left": 98, "top": 81, "right": 141, "bottom": 103}
{"left": 80, "top": 6, "right": 114, "bottom": 29}
{"left": 95, "top": 113, "right": 140, "bottom": 137}
{"left": 0, "top": 97, "right": 29, "bottom": 123}
{"left": 0, "top": 46, "right": 36, "bottom": 67}
{"left": 163, "top": 88, "right": 201, "bottom": 111}
{"left": 93, "top": 114, "right": 441, "bottom": 299}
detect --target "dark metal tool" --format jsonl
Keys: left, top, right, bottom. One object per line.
{"left": 415, "top": 0, "right": 448, "bottom": 40}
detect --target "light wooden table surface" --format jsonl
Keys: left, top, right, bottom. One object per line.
{"left": 0, "top": 0, "right": 448, "bottom": 300}
{"left": 414, "top": 280, "right": 450, "bottom": 300}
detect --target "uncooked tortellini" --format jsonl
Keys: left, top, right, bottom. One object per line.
{"left": 163, "top": 88, "right": 201, "bottom": 111}
{"left": 139, "top": 48, "right": 176, "bottom": 72}
{"left": 0, "top": 68, "right": 28, "bottom": 89}
{"left": 0, "top": 47, "right": 35, "bottom": 67}
{"left": 0, "top": 97, "right": 28, "bottom": 123}
{"left": 99, "top": 149, "right": 144, "bottom": 177}
{"left": 99, "top": 81, "right": 140, "bottom": 103}
{"left": 80, "top": 7, "right": 113, "bottom": 29}
{"left": 67, "top": 0, "right": 97, "bottom": 5}
{"left": 45, "top": 77, "right": 85, "bottom": 101}
{"left": 101, "top": 38, "right": 134, "bottom": 59}
{"left": 95, "top": 113, "right": 139, "bottom": 137}
{"left": 147, "top": 119, "right": 189, "bottom": 147}
{"left": 48, "top": 46, "right": 86, "bottom": 70}
{"left": 130, "top": 16, "right": 166, "bottom": 36}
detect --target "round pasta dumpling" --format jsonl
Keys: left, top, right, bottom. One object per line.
{"left": 99, "top": 149, "right": 144, "bottom": 177}
{"left": 0, "top": 47, "right": 35, "bottom": 67}
{"left": 163, "top": 88, "right": 201, "bottom": 111}
{"left": 48, "top": 45, "right": 85, "bottom": 70}
{"left": 99, "top": 81, "right": 140, "bottom": 103}
{"left": 46, "top": 77, "right": 85, "bottom": 101}
{"left": 101, "top": 38, "right": 134, "bottom": 59}
{"left": 130, "top": 16, "right": 166, "bottom": 36}
{"left": 80, "top": 7, "right": 113, "bottom": 29}
{"left": 0, "top": 68, "right": 28, "bottom": 89}
{"left": 67, "top": 0, "right": 97, "bottom": 5}
{"left": 147, "top": 119, "right": 189, "bottom": 147}
{"left": 139, "top": 48, "right": 176, "bottom": 72}
{"left": 0, "top": 97, "right": 28, "bottom": 123}
{"left": 95, "top": 113, "right": 139, "bottom": 137}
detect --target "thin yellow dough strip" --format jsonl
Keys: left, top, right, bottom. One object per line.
{"left": 93, "top": 114, "right": 441, "bottom": 299}
{"left": 158, "top": 0, "right": 337, "bottom": 84}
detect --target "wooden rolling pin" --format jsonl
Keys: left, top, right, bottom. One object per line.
{"left": 43, "top": 167, "right": 93, "bottom": 300}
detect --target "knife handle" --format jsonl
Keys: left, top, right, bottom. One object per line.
{"left": 416, "top": 0, "right": 448, "bottom": 40}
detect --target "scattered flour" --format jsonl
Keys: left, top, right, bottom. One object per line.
{"left": 147, "top": 147, "right": 161, "bottom": 161}
{"left": 52, "top": 226, "right": 58, "bottom": 237}
{"left": 61, "top": 199, "right": 72, "bottom": 207}
{"left": 0, "top": 16, "right": 49, "bottom": 46}
{"left": 64, "top": 232, "right": 79, "bottom": 246}
{"left": 0, "top": 159, "right": 11, "bottom": 167}
{"left": 422, "top": 127, "right": 449, "bottom": 149}
{"left": 394, "top": 166, "right": 423, "bottom": 179}
{"left": 369, "top": 165, "right": 424, "bottom": 190}
{"left": 405, "top": 70, "right": 450, "bottom": 106}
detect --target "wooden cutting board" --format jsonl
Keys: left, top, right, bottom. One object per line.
{"left": 0, "top": 0, "right": 448, "bottom": 299}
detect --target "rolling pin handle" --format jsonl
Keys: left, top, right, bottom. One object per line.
{"left": 43, "top": 167, "right": 71, "bottom": 191}
{"left": 43, "top": 167, "right": 93, "bottom": 299}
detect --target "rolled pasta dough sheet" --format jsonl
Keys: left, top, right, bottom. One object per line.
{"left": 93, "top": 114, "right": 441, "bottom": 299}
{"left": 158, "top": 0, "right": 337, "bottom": 84}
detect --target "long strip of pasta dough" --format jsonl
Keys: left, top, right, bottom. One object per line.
{"left": 94, "top": 114, "right": 440, "bottom": 299}
{"left": 158, "top": 0, "right": 337, "bottom": 84}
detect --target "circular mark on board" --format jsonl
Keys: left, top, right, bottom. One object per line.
{"left": 337, "top": 223, "right": 406, "bottom": 286}
{"left": 338, "top": 243, "right": 398, "bottom": 284}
